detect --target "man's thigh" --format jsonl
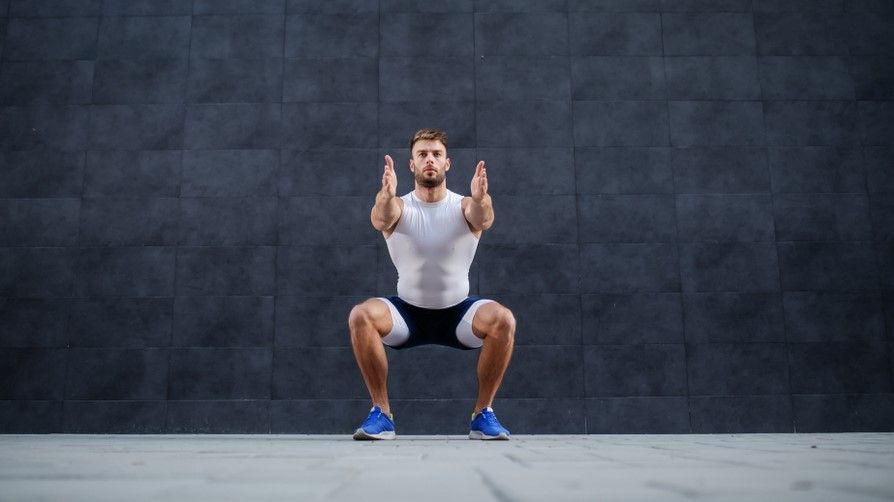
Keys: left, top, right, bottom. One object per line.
{"left": 470, "top": 301, "right": 511, "bottom": 339}
{"left": 357, "top": 298, "right": 394, "bottom": 336}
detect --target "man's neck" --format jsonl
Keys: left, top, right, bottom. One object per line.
{"left": 414, "top": 184, "right": 448, "bottom": 203}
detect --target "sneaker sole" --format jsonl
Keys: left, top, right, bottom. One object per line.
{"left": 468, "top": 430, "right": 510, "bottom": 440}
{"left": 353, "top": 429, "right": 395, "bottom": 440}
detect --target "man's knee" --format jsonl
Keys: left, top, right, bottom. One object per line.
{"left": 349, "top": 304, "right": 373, "bottom": 330}
{"left": 490, "top": 307, "right": 516, "bottom": 342}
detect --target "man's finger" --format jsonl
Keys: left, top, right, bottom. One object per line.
{"left": 384, "top": 154, "right": 394, "bottom": 171}
{"left": 476, "top": 160, "right": 485, "bottom": 174}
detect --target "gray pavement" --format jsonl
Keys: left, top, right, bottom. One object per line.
{"left": 1, "top": 434, "right": 893, "bottom": 501}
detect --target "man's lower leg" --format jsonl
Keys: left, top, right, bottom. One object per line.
{"left": 473, "top": 325, "right": 514, "bottom": 415}
{"left": 350, "top": 318, "right": 391, "bottom": 416}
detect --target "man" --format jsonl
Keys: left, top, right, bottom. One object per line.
{"left": 347, "top": 128, "right": 516, "bottom": 440}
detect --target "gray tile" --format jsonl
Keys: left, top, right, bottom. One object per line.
{"left": 578, "top": 195, "right": 676, "bottom": 242}
{"left": 173, "top": 296, "right": 274, "bottom": 348}
{"left": 686, "top": 343, "right": 789, "bottom": 395}
{"left": 582, "top": 293, "right": 683, "bottom": 344}
{"left": 65, "top": 348, "right": 169, "bottom": 399}
{"left": 63, "top": 401, "right": 166, "bottom": 434}
{"left": 759, "top": 56, "right": 854, "bottom": 100}
{"left": 859, "top": 101, "right": 894, "bottom": 146}
{"left": 386, "top": 347, "right": 481, "bottom": 399}
{"left": 878, "top": 241, "right": 894, "bottom": 289}
{"left": 0, "top": 60, "right": 94, "bottom": 104}
{"left": 848, "top": 12, "right": 894, "bottom": 55}
{"left": 662, "top": 13, "right": 756, "bottom": 56}
{"left": 185, "top": 103, "right": 280, "bottom": 149}
{"left": 572, "top": 57, "right": 665, "bottom": 100}
{"left": 0, "top": 348, "right": 66, "bottom": 399}
{"left": 778, "top": 242, "right": 878, "bottom": 291}
{"left": 288, "top": 0, "right": 379, "bottom": 13}
{"left": 679, "top": 242, "right": 780, "bottom": 292}
{"left": 671, "top": 147, "right": 770, "bottom": 194}
{"left": 476, "top": 12, "right": 567, "bottom": 56}
{"left": 9, "top": 0, "right": 101, "bottom": 16}
{"left": 283, "top": 58, "right": 377, "bottom": 102}
{"left": 789, "top": 342, "right": 892, "bottom": 394}
{"left": 102, "top": 0, "right": 192, "bottom": 15}
{"left": 690, "top": 395, "right": 793, "bottom": 433}
{"left": 768, "top": 147, "right": 865, "bottom": 193}
{"left": 381, "top": 56, "right": 473, "bottom": 101}
{"left": 683, "top": 292, "right": 784, "bottom": 343}
{"left": 179, "top": 197, "right": 277, "bottom": 245}
{"left": 381, "top": 14, "right": 470, "bottom": 57}
{"left": 573, "top": 101, "right": 668, "bottom": 147}
{"left": 74, "top": 247, "right": 175, "bottom": 297}
{"left": 479, "top": 244, "right": 579, "bottom": 294}
{"left": 569, "top": 0, "right": 662, "bottom": 11}
{"left": 659, "top": 0, "right": 751, "bottom": 11}
{"left": 169, "top": 348, "right": 272, "bottom": 399}
{"left": 669, "top": 101, "right": 765, "bottom": 147}
{"left": 78, "top": 198, "right": 179, "bottom": 246}
{"left": 279, "top": 196, "right": 379, "bottom": 245}
{"left": 93, "top": 59, "right": 187, "bottom": 105}
{"left": 4, "top": 17, "right": 98, "bottom": 60}
{"left": 580, "top": 243, "right": 679, "bottom": 293}
{"left": 871, "top": 193, "right": 894, "bottom": 241}
{"left": 792, "top": 393, "right": 894, "bottom": 432}
{"left": 482, "top": 195, "right": 577, "bottom": 244}
{"left": 283, "top": 102, "right": 377, "bottom": 149}
{"left": 584, "top": 344, "right": 687, "bottom": 396}
{"left": 84, "top": 150, "right": 180, "bottom": 197}
{"left": 88, "top": 104, "right": 185, "bottom": 150}
{"left": 176, "top": 247, "right": 276, "bottom": 296}
{"left": 0, "top": 198, "right": 80, "bottom": 246}
{"left": 478, "top": 100, "right": 572, "bottom": 147}
{"left": 276, "top": 245, "right": 377, "bottom": 296}
{"left": 270, "top": 399, "right": 365, "bottom": 433}
{"left": 586, "top": 396, "right": 690, "bottom": 433}
{"left": 0, "top": 248, "right": 75, "bottom": 298}
{"left": 379, "top": 101, "right": 473, "bottom": 148}
{"left": 190, "top": 15, "right": 284, "bottom": 59}
{"left": 273, "top": 347, "right": 369, "bottom": 399}
{"left": 676, "top": 194, "right": 775, "bottom": 242}
{"left": 97, "top": 16, "right": 191, "bottom": 60}
{"left": 575, "top": 147, "right": 672, "bottom": 194}
{"left": 279, "top": 149, "right": 380, "bottom": 196}
{"left": 753, "top": 0, "right": 844, "bottom": 11}
{"left": 0, "top": 400, "right": 62, "bottom": 433}
{"left": 773, "top": 193, "right": 872, "bottom": 241}
{"left": 665, "top": 56, "right": 761, "bottom": 100}
{"left": 187, "top": 59, "right": 282, "bottom": 103}
{"left": 846, "top": 0, "right": 894, "bottom": 11}
{"left": 850, "top": 57, "right": 894, "bottom": 100}
{"left": 477, "top": 56, "right": 570, "bottom": 100}
{"left": 478, "top": 148, "right": 575, "bottom": 195}
{"left": 69, "top": 298, "right": 172, "bottom": 348}
{"left": 0, "top": 299, "right": 69, "bottom": 348}
{"left": 784, "top": 292, "right": 886, "bottom": 343}
{"left": 275, "top": 295, "right": 364, "bottom": 347}
{"left": 286, "top": 13, "right": 378, "bottom": 57}
{"left": 474, "top": 0, "right": 566, "bottom": 11}
{"left": 495, "top": 399, "right": 585, "bottom": 434}
{"left": 0, "top": 105, "right": 89, "bottom": 150}
{"left": 181, "top": 150, "right": 278, "bottom": 197}
{"left": 570, "top": 13, "right": 662, "bottom": 55}
{"left": 754, "top": 12, "right": 849, "bottom": 55}
{"left": 865, "top": 147, "right": 894, "bottom": 193}
{"left": 484, "top": 294, "right": 581, "bottom": 346}
{"left": 166, "top": 400, "right": 269, "bottom": 433}
{"left": 498, "top": 346, "right": 585, "bottom": 398}
{"left": 194, "top": 0, "right": 284, "bottom": 14}
{"left": 0, "top": 151, "right": 84, "bottom": 198}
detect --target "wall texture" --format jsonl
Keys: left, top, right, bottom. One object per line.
{"left": 1, "top": 0, "right": 893, "bottom": 434}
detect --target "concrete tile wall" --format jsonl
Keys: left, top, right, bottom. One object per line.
{"left": 1, "top": 0, "right": 892, "bottom": 434}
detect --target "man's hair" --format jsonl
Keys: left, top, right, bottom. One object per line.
{"left": 410, "top": 128, "right": 448, "bottom": 152}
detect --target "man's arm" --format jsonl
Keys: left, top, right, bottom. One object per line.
{"left": 465, "top": 160, "right": 493, "bottom": 231}
{"left": 371, "top": 154, "right": 402, "bottom": 231}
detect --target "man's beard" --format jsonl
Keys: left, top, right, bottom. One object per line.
{"left": 414, "top": 167, "right": 445, "bottom": 188}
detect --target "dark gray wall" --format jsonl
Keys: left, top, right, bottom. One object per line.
{"left": 1, "top": 0, "right": 893, "bottom": 434}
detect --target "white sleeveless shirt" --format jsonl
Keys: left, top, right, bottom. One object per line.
{"left": 384, "top": 189, "right": 480, "bottom": 309}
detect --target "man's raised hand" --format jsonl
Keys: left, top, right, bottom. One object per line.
{"left": 471, "top": 160, "right": 488, "bottom": 202}
{"left": 382, "top": 154, "right": 397, "bottom": 198}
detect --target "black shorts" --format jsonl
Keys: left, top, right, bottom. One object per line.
{"left": 375, "top": 295, "right": 494, "bottom": 350}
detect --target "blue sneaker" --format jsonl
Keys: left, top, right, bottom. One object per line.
{"left": 469, "top": 407, "right": 510, "bottom": 440}
{"left": 353, "top": 406, "right": 395, "bottom": 440}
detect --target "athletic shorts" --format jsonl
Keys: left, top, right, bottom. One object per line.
{"left": 374, "top": 295, "right": 494, "bottom": 350}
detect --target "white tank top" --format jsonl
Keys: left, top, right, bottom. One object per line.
{"left": 384, "top": 189, "right": 480, "bottom": 309}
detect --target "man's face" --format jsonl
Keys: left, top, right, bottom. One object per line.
{"left": 409, "top": 139, "right": 450, "bottom": 188}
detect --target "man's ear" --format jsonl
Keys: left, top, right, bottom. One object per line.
{"left": 445, "top": 157, "right": 451, "bottom": 171}
{"left": 408, "top": 158, "right": 414, "bottom": 173}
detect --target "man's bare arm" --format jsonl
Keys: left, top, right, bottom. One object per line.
{"left": 371, "top": 155, "right": 402, "bottom": 231}
{"left": 465, "top": 160, "right": 493, "bottom": 231}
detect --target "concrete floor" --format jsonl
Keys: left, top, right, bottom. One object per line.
{"left": 1, "top": 434, "right": 892, "bottom": 501}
